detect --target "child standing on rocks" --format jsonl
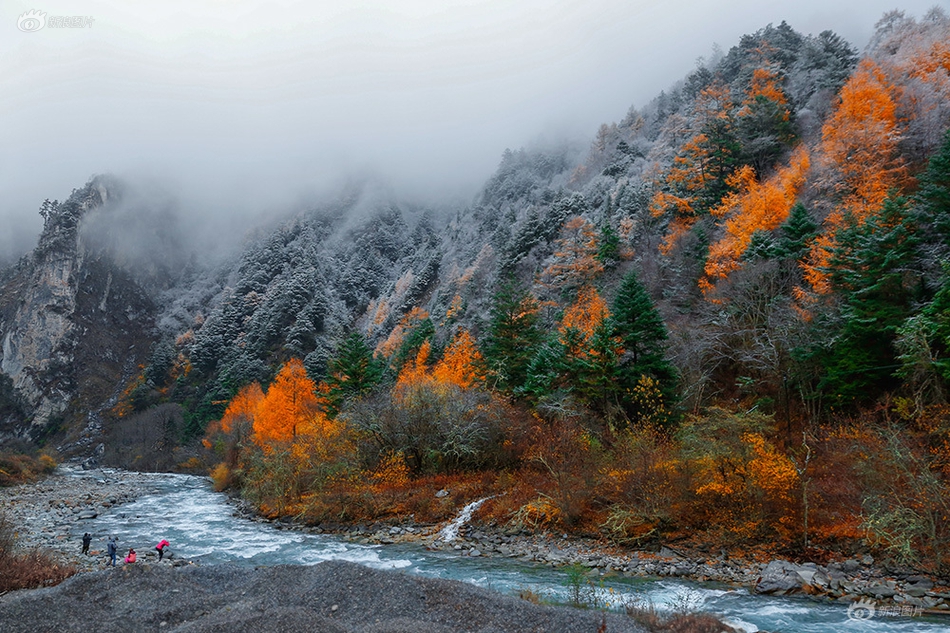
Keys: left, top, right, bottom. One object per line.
{"left": 81, "top": 533, "right": 91, "bottom": 555}
{"left": 155, "top": 539, "right": 170, "bottom": 561}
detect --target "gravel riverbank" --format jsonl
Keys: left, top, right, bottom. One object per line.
{"left": 0, "top": 468, "right": 181, "bottom": 572}
{"left": 232, "top": 495, "right": 950, "bottom": 618}
{"left": 0, "top": 560, "right": 652, "bottom": 633}
{"left": 3, "top": 467, "right": 949, "bottom": 624}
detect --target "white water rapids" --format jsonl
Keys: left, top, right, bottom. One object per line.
{"left": 68, "top": 470, "right": 949, "bottom": 633}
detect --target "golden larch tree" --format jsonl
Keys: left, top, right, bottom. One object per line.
{"left": 253, "top": 359, "right": 320, "bottom": 445}
{"left": 432, "top": 329, "right": 484, "bottom": 389}
{"left": 702, "top": 145, "right": 811, "bottom": 291}
{"left": 805, "top": 59, "right": 906, "bottom": 292}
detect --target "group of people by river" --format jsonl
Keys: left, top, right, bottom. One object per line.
{"left": 81, "top": 532, "right": 170, "bottom": 567}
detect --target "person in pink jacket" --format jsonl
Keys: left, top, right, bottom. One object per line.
{"left": 155, "top": 539, "right": 170, "bottom": 561}
{"left": 124, "top": 548, "right": 136, "bottom": 564}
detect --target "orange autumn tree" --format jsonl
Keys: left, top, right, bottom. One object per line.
{"left": 394, "top": 340, "right": 432, "bottom": 394}
{"left": 540, "top": 216, "right": 604, "bottom": 289}
{"left": 560, "top": 285, "right": 610, "bottom": 345}
{"left": 220, "top": 382, "right": 264, "bottom": 437}
{"left": 806, "top": 59, "right": 906, "bottom": 292}
{"left": 651, "top": 82, "right": 738, "bottom": 254}
{"left": 395, "top": 329, "right": 484, "bottom": 393}
{"left": 253, "top": 358, "right": 321, "bottom": 445}
{"left": 702, "top": 145, "right": 811, "bottom": 291}
{"left": 375, "top": 307, "right": 429, "bottom": 360}
{"left": 432, "top": 329, "right": 484, "bottom": 389}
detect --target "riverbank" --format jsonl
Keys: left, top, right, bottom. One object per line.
{"left": 0, "top": 559, "right": 652, "bottom": 633}
{"left": 4, "top": 467, "right": 950, "bottom": 622}
{"left": 0, "top": 467, "right": 188, "bottom": 573}
{"left": 227, "top": 490, "right": 950, "bottom": 619}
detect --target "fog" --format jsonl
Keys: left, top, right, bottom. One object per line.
{"left": 0, "top": 0, "right": 940, "bottom": 264}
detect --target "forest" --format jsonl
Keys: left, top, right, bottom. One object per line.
{"left": 40, "top": 9, "right": 950, "bottom": 575}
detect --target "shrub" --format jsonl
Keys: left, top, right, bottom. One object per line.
{"left": 0, "top": 512, "right": 75, "bottom": 591}
{"left": 209, "top": 462, "right": 233, "bottom": 491}
{"left": 343, "top": 384, "right": 514, "bottom": 475}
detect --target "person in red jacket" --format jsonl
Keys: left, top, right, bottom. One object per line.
{"left": 124, "top": 548, "right": 136, "bottom": 564}
{"left": 155, "top": 539, "right": 170, "bottom": 561}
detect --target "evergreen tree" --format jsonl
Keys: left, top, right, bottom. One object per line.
{"left": 518, "top": 334, "right": 568, "bottom": 405}
{"left": 914, "top": 128, "right": 950, "bottom": 266}
{"left": 325, "top": 331, "right": 384, "bottom": 416}
{"left": 775, "top": 203, "right": 819, "bottom": 260}
{"left": 570, "top": 318, "right": 625, "bottom": 417}
{"left": 610, "top": 270, "right": 678, "bottom": 421}
{"left": 597, "top": 221, "right": 621, "bottom": 269}
{"left": 821, "top": 198, "right": 922, "bottom": 405}
{"left": 481, "top": 279, "right": 542, "bottom": 393}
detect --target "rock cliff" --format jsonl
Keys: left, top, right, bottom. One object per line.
{"left": 0, "top": 177, "right": 155, "bottom": 451}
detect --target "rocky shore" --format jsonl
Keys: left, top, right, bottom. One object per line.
{"left": 0, "top": 560, "right": 652, "bottom": 633}
{"left": 230, "top": 494, "right": 950, "bottom": 618}
{"left": 4, "top": 467, "right": 950, "bottom": 622}
{"left": 0, "top": 467, "right": 186, "bottom": 573}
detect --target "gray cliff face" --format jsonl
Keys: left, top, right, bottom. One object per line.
{"left": 0, "top": 177, "right": 156, "bottom": 445}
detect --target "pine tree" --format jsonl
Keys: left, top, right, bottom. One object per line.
{"left": 775, "top": 203, "right": 819, "bottom": 260}
{"left": 482, "top": 279, "right": 542, "bottom": 393}
{"left": 325, "top": 331, "right": 384, "bottom": 416}
{"left": 610, "top": 270, "right": 678, "bottom": 422}
{"left": 915, "top": 129, "right": 950, "bottom": 262}
{"left": 821, "top": 197, "right": 922, "bottom": 405}
{"left": 597, "top": 221, "right": 621, "bottom": 269}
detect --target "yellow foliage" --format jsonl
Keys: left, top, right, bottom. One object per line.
{"left": 210, "top": 462, "right": 232, "bottom": 492}
{"left": 703, "top": 146, "right": 810, "bottom": 290}
{"left": 560, "top": 285, "right": 609, "bottom": 344}
{"left": 432, "top": 329, "right": 484, "bottom": 389}
{"left": 806, "top": 59, "right": 905, "bottom": 293}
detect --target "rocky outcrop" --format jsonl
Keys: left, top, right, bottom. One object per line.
{"left": 0, "top": 177, "right": 156, "bottom": 449}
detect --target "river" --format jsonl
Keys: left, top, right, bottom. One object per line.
{"left": 69, "top": 470, "right": 948, "bottom": 633}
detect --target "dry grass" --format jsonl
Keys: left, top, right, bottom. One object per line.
{"left": 0, "top": 452, "right": 57, "bottom": 487}
{"left": 0, "top": 512, "right": 76, "bottom": 592}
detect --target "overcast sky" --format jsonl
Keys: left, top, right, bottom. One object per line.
{"left": 0, "top": 0, "right": 940, "bottom": 261}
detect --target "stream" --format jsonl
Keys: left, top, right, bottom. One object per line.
{"left": 69, "top": 470, "right": 948, "bottom": 633}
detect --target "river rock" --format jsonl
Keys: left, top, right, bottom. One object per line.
{"left": 868, "top": 584, "right": 897, "bottom": 598}
{"left": 842, "top": 559, "right": 861, "bottom": 573}
{"left": 755, "top": 560, "right": 804, "bottom": 595}
{"left": 435, "top": 489, "right": 449, "bottom": 498}
{"left": 77, "top": 510, "right": 98, "bottom": 520}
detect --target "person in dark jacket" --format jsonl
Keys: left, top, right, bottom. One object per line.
{"left": 81, "top": 533, "right": 91, "bottom": 555}
{"left": 155, "top": 539, "right": 170, "bottom": 561}
{"left": 107, "top": 537, "right": 118, "bottom": 567}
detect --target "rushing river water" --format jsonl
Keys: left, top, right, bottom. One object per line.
{"left": 68, "top": 470, "right": 948, "bottom": 633}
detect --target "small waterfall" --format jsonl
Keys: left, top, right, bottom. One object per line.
{"left": 438, "top": 497, "right": 493, "bottom": 542}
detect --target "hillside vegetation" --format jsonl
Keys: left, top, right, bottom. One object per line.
{"left": 3, "top": 9, "right": 950, "bottom": 574}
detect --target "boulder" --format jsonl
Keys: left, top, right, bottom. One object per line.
{"left": 755, "top": 561, "right": 804, "bottom": 595}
